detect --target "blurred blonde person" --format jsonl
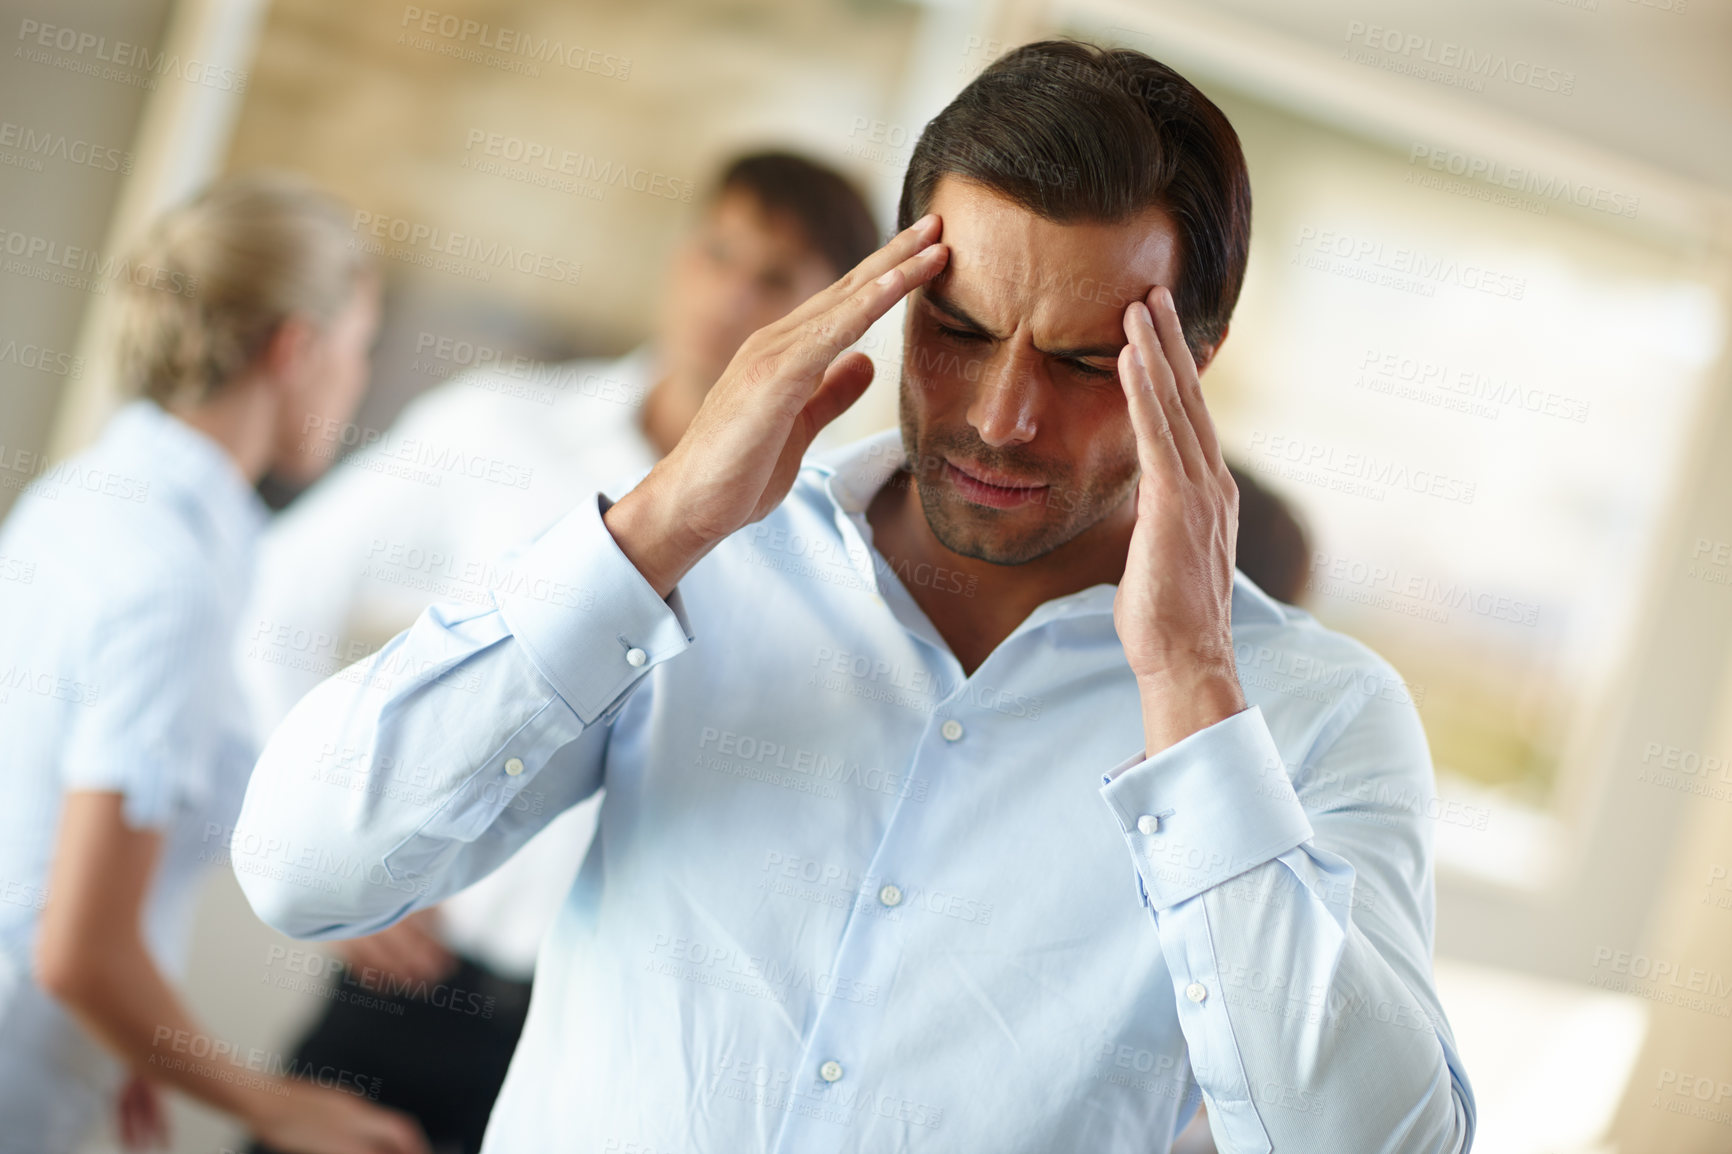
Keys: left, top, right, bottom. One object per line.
{"left": 0, "top": 174, "right": 428, "bottom": 1154}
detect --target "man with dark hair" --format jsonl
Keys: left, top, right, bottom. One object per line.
{"left": 899, "top": 42, "right": 1248, "bottom": 366}
{"left": 722, "top": 151, "right": 883, "bottom": 284}
{"left": 237, "top": 41, "right": 1476, "bottom": 1152}
{"left": 638, "top": 150, "right": 881, "bottom": 455}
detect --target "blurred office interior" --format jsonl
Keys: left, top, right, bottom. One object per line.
{"left": 2, "top": 0, "right": 1730, "bottom": 1150}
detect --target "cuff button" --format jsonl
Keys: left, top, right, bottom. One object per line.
{"left": 625, "top": 647, "right": 648, "bottom": 667}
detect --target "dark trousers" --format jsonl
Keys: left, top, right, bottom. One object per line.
{"left": 248, "top": 955, "right": 533, "bottom": 1154}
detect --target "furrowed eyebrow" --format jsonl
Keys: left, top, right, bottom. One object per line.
{"left": 922, "top": 288, "right": 1124, "bottom": 362}
{"left": 1043, "top": 339, "right": 1126, "bottom": 361}
{"left": 921, "top": 288, "right": 999, "bottom": 338}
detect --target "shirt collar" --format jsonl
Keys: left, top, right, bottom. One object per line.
{"left": 803, "top": 429, "right": 1288, "bottom": 628}
{"left": 107, "top": 398, "right": 269, "bottom": 559}
{"left": 614, "top": 343, "right": 661, "bottom": 395}
{"left": 808, "top": 427, "right": 906, "bottom": 517}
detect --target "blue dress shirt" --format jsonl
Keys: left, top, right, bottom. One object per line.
{"left": 233, "top": 428, "right": 1475, "bottom": 1152}
{"left": 0, "top": 399, "right": 266, "bottom": 1152}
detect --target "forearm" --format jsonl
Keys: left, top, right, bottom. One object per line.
{"left": 50, "top": 938, "right": 281, "bottom": 1127}
{"left": 1099, "top": 704, "right": 1474, "bottom": 1151}
{"left": 235, "top": 493, "right": 692, "bottom": 940}
{"left": 233, "top": 601, "right": 591, "bottom": 938}
{"left": 1160, "top": 852, "right": 1472, "bottom": 1151}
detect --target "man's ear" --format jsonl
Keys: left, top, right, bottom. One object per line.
{"left": 257, "top": 315, "right": 318, "bottom": 396}
{"left": 1194, "top": 322, "right": 1229, "bottom": 376}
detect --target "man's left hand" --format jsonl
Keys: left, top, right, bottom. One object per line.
{"left": 1113, "top": 285, "right": 1247, "bottom": 755}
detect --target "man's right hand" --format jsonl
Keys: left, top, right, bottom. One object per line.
{"left": 604, "top": 213, "right": 949, "bottom": 597}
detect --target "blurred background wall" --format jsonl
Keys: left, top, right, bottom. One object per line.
{"left": 3, "top": 0, "right": 1731, "bottom": 1151}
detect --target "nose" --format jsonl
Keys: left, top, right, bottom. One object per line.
{"left": 716, "top": 265, "right": 764, "bottom": 328}
{"left": 966, "top": 346, "right": 1043, "bottom": 448}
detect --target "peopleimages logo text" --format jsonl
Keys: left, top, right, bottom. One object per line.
{"left": 1343, "top": 21, "right": 1575, "bottom": 94}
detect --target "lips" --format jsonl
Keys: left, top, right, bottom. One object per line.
{"left": 941, "top": 457, "right": 1048, "bottom": 509}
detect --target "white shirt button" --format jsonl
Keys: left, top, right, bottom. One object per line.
{"left": 819, "top": 1059, "right": 844, "bottom": 1083}
{"left": 1136, "top": 814, "right": 1161, "bottom": 835}
{"left": 940, "top": 719, "right": 964, "bottom": 742}
{"left": 625, "top": 647, "right": 648, "bottom": 667}
{"left": 878, "top": 883, "right": 903, "bottom": 907}
{"left": 503, "top": 757, "right": 525, "bottom": 776}
{"left": 1186, "top": 982, "right": 1208, "bottom": 1004}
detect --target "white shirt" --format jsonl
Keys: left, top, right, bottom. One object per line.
{"left": 233, "top": 428, "right": 1476, "bottom": 1153}
{"left": 238, "top": 347, "right": 659, "bottom": 978}
{"left": 0, "top": 400, "right": 267, "bottom": 1154}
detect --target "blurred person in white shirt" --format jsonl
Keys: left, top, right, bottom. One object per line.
{"left": 241, "top": 151, "right": 878, "bottom": 1154}
{"left": 0, "top": 174, "right": 430, "bottom": 1154}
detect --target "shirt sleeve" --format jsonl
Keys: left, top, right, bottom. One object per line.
{"left": 62, "top": 583, "right": 219, "bottom": 832}
{"left": 231, "top": 491, "right": 693, "bottom": 940}
{"left": 1097, "top": 682, "right": 1476, "bottom": 1152}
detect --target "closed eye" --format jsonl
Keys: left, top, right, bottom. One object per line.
{"left": 1063, "top": 359, "right": 1118, "bottom": 379}
{"left": 936, "top": 323, "right": 990, "bottom": 345}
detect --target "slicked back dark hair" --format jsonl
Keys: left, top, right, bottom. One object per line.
{"left": 897, "top": 40, "right": 1251, "bottom": 359}
{"left": 713, "top": 151, "right": 878, "bottom": 280}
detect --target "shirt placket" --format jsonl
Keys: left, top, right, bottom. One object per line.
{"left": 767, "top": 699, "right": 966, "bottom": 1154}
{"left": 772, "top": 486, "right": 1115, "bottom": 1150}
{"left": 765, "top": 500, "right": 956, "bottom": 1152}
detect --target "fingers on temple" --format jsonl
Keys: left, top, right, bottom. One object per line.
{"left": 788, "top": 214, "right": 943, "bottom": 327}
{"left": 1132, "top": 295, "right": 1209, "bottom": 480}
{"left": 1123, "top": 301, "right": 1202, "bottom": 479}
{"left": 1149, "top": 289, "right": 1226, "bottom": 476}
{"left": 795, "top": 239, "right": 948, "bottom": 370}
{"left": 1117, "top": 333, "right": 1182, "bottom": 477}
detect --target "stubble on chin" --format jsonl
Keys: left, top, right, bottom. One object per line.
{"left": 896, "top": 423, "right": 1139, "bottom": 568}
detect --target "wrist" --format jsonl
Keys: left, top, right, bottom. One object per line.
{"left": 1136, "top": 665, "right": 1246, "bottom": 757}
{"left": 603, "top": 474, "right": 711, "bottom": 599}
{"left": 235, "top": 1079, "right": 294, "bottom": 1132}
